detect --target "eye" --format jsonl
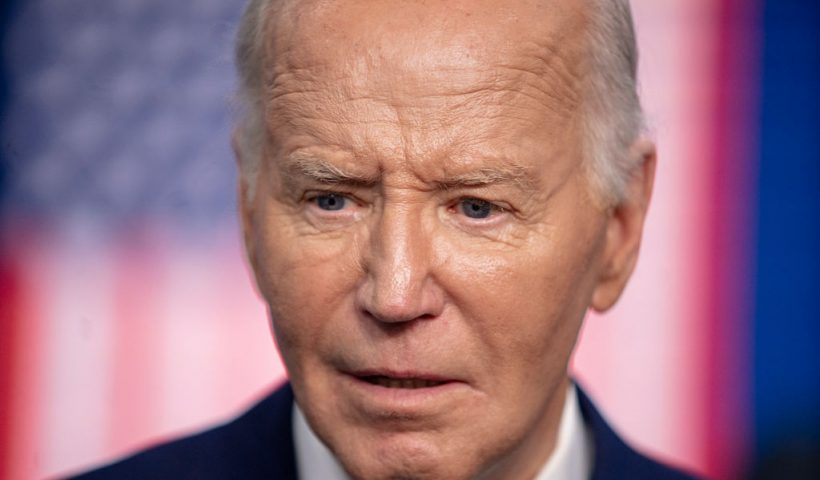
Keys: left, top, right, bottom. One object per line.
{"left": 315, "top": 193, "right": 347, "bottom": 211}
{"left": 459, "top": 198, "right": 496, "bottom": 219}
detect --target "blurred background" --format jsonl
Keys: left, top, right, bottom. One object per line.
{"left": 0, "top": 0, "right": 817, "bottom": 479}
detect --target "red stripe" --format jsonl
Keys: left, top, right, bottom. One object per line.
{"left": 0, "top": 229, "right": 49, "bottom": 479}
{"left": 702, "top": 0, "right": 759, "bottom": 477}
{"left": 0, "top": 248, "right": 19, "bottom": 479}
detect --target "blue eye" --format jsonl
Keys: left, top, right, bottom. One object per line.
{"left": 316, "top": 194, "right": 347, "bottom": 211}
{"left": 460, "top": 198, "right": 493, "bottom": 219}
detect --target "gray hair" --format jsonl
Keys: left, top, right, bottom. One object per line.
{"left": 582, "top": 0, "right": 646, "bottom": 205}
{"left": 233, "top": 0, "right": 645, "bottom": 205}
{"left": 234, "top": 0, "right": 271, "bottom": 198}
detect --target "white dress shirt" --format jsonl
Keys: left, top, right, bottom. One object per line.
{"left": 293, "top": 385, "right": 594, "bottom": 480}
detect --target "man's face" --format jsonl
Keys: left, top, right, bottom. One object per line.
{"left": 240, "top": 1, "right": 648, "bottom": 479}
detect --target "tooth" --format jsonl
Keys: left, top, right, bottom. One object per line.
{"left": 388, "top": 379, "right": 401, "bottom": 388}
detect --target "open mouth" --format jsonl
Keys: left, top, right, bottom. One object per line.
{"left": 360, "top": 375, "right": 447, "bottom": 389}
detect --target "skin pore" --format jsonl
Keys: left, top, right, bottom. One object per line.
{"left": 236, "top": 1, "right": 656, "bottom": 479}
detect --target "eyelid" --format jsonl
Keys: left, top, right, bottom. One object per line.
{"left": 303, "top": 190, "right": 372, "bottom": 221}
{"left": 443, "top": 198, "right": 513, "bottom": 231}
{"left": 304, "top": 189, "right": 356, "bottom": 203}
{"left": 455, "top": 197, "right": 509, "bottom": 214}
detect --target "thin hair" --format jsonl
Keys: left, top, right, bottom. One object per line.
{"left": 582, "top": 0, "right": 646, "bottom": 205}
{"left": 234, "top": 0, "right": 272, "bottom": 199}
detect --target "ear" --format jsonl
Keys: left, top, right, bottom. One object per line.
{"left": 232, "top": 130, "right": 257, "bottom": 269}
{"left": 591, "top": 138, "right": 657, "bottom": 312}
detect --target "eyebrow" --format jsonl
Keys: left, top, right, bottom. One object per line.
{"left": 433, "top": 165, "right": 538, "bottom": 193}
{"left": 283, "top": 152, "right": 539, "bottom": 193}
{"left": 283, "top": 153, "right": 379, "bottom": 187}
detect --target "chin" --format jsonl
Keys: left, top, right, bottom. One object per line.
{"left": 333, "top": 432, "right": 481, "bottom": 480}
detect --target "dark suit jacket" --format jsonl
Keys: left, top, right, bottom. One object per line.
{"left": 68, "top": 383, "right": 699, "bottom": 479}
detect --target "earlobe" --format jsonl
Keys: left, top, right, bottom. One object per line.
{"left": 591, "top": 138, "right": 657, "bottom": 312}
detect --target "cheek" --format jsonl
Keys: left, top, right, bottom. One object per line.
{"left": 251, "top": 207, "right": 364, "bottom": 358}
{"left": 434, "top": 229, "right": 596, "bottom": 376}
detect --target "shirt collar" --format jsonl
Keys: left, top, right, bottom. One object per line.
{"left": 533, "top": 385, "right": 594, "bottom": 480}
{"left": 293, "top": 402, "right": 348, "bottom": 480}
{"left": 293, "top": 384, "right": 593, "bottom": 480}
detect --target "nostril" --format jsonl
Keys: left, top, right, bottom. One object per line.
{"left": 355, "top": 271, "right": 446, "bottom": 324}
{"left": 362, "top": 306, "right": 438, "bottom": 324}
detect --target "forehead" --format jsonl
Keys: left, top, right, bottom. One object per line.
{"left": 268, "top": 0, "right": 588, "bottom": 91}
{"left": 261, "top": 0, "right": 590, "bottom": 175}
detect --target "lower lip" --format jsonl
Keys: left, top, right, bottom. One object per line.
{"left": 341, "top": 373, "right": 468, "bottom": 415}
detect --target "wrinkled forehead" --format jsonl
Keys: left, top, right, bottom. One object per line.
{"left": 263, "top": 0, "right": 590, "bottom": 100}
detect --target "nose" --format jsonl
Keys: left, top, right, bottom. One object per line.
{"left": 356, "top": 204, "right": 445, "bottom": 324}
